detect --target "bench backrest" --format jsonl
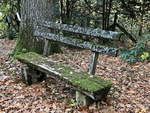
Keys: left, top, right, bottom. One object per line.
{"left": 34, "top": 21, "right": 121, "bottom": 56}
{"left": 37, "top": 21, "right": 120, "bottom": 40}
{"left": 33, "top": 21, "right": 121, "bottom": 75}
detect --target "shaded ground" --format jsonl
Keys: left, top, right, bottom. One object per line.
{"left": 0, "top": 39, "right": 15, "bottom": 56}
{"left": 0, "top": 39, "right": 150, "bottom": 113}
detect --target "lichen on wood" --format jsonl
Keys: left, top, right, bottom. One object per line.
{"left": 34, "top": 31, "right": 118, "bottom": 56}
{"left": 38, "top": 21, "right": 121, "bottom": 40}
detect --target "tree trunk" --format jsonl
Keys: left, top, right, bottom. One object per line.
{"left": 14, "top": 0, "right": 61, "bottom": 56}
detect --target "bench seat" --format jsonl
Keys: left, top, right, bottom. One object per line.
{"left": 16, "top": 52, "right": 112, "bottom": 104}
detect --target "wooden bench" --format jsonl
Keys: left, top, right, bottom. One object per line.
{"left": 16, "top": 21, "right": 121, "bottom": 106}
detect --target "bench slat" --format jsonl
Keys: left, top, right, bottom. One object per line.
{"left": 34, "top": 31, "right": 118, "bottom": 56}
{"left": 38, "top": 21, "right": 121, "bottom": 40}
{"left": 16, "top": 52, "right": 112, "bottom": 101}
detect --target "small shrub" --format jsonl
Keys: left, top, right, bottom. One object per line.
{"left": 120, "top": 34, "right": 150, "bottom": 63}
{"left": 140, "top": 52, "right": 149, "bottom": 61}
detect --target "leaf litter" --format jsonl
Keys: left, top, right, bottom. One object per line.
{"left": 0, "top": 39, "right": 150, "bottom": 113}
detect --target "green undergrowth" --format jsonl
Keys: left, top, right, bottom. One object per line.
{"left": 120, "top": 34, "right": 150, "bottom": 63}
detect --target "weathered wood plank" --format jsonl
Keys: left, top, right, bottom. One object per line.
{"left": 21, "top": 66, "right": 46, "bottom": 85}
{"left": 76, "top": 91, "right": 94, "bottom": 106}
{"left": 34, "top": 31, "right": 118, "bottom": 56}
{"left": 16, "top": 52, "right": 112, "bottom": 101}
{"left": 43, "top": 39, "right": 50, "bottom": 56}
{"left": 38, "top": 21, "right": 121, "bottom": 40}
{"left": 88, "top": 52, "right": 99, "bottom": 75}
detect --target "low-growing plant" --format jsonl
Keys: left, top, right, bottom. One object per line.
{"left": 120, "top": 34, "right": 150, "bottom": 63}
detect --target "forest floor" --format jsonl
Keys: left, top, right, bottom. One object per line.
{"left": 0, "top": 38, "right": 150, "bottom": 113}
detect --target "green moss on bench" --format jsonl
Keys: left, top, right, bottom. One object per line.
{"left": 16, "top": 52, "right": 42, "bottom": 62}
{"left": 52, "top": 65, "right": 112, "bottom": 92}
{"left": 16, "top": 52, "right": 112, "bottom": 97}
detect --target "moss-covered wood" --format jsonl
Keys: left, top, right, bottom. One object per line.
{"left": 34, "top": 31, "right": 118, "bottom": 56}
{"left": 16, "top": 52, "right": 112, "bottom": 100}
{"left": 38, "top": 21, "right": 121, "bottom": 40}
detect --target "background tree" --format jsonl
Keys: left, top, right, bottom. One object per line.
{"left": 13, "top": 0, "right": 61, "bottom": 56}
{"left": 0, "top": 0, "right": 20, "bottom": 39}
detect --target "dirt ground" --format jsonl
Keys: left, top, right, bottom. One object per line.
{"left": 0, "top": 39, "right": 15, "bottom": 56}
{"left": 0, "top": 39, "right": 150, "bottom": 113}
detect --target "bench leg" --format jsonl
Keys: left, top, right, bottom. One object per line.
{"left": 88, "top": 52, "right": 99, "bottom": 75}
{"left": 21, "top": 66, "right": 32, "bottom": 85}
{"left": 21, "top": 66, "right": 46, "bottom": 85}
{"left": 43, "top": 39, "right": 51, "bottom": 56}
{"left": 76, "top": 91, "right": 94, "bottom": 106}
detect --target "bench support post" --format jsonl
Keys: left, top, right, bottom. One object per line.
{"left": 43, "top": 39, "right": 50, "bottom": 56}
{"left": 76, "top": 91, "right": 94, "bottom": 106}
{"left": 21, "top": 66, "right": 46, "bottom": 85}
{"left": 88, "top": 52, "right": 99, "bottom": 75}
